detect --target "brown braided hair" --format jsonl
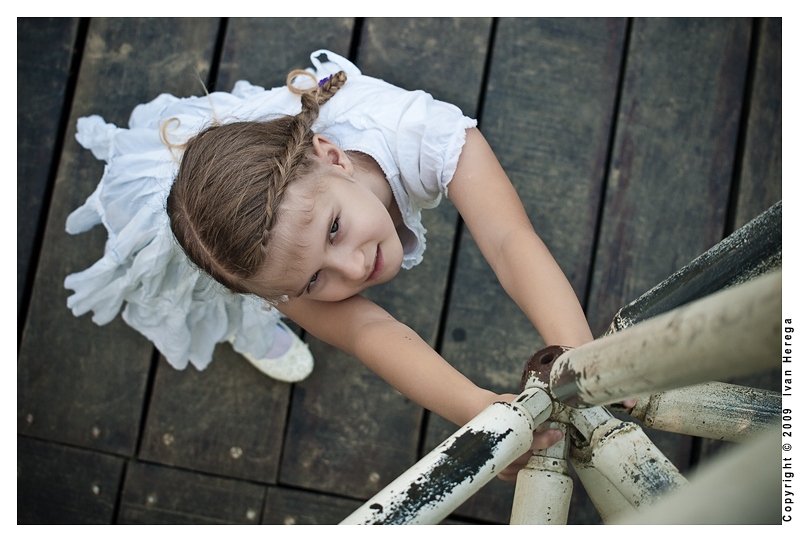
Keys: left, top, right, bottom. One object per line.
{"left": 166, "top": 70, "right": 348, "bottom": 303}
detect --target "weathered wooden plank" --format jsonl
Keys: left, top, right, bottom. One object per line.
{"left": 583, "top": 18, "right": 752, "bottom": 490}
{"left": 262, "top": 486, "right": 363, "bottom": 525}
{"left": 18, "top": 436, "right": 125, "bottom": 524}
{"left": 118, "top": 461, "right": 265, "bottom": 524}
{"left": 698, "top": 17, "right": 782, "bottom": 464}
{"left": 217, "top": 17, "right": 354, "bottom": 89}
{"left": 17, "top": 18, "right": 80, "bottom": 315}
{"left": 17, "top": 18, "right": 219, "bottom": 456}
{"left": 427, "top": 18, "right": 627, "bottom": 524}
{"left": 138, "top": 17, "right": 353, "bottom": 484}
{"left": 733, "top": 17, "right": 781, "bottom": 230}
{"left": 261, "top": 486, "right": 476, "bottom": 525}
{"left": 138, "top": 346, "right": 290, "bottom": 482}
{"left": 279, "top": 17, "right": 492, "bottom": 501}
{"left": 586, "top": 17, "right": 751, "bottom": 334}
{"left": 356, "top": 17, "right": 490, "bottom": 114}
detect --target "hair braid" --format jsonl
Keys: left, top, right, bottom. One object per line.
{"left": 262, "top": 70, "right": 348, "bottom": 236}
{"left": 166, "top": 68, "right": 349, "bottom": 302}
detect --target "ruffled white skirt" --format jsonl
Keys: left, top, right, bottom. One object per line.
{"left": 64, "top": 50, "right": 357, "bottom": 371}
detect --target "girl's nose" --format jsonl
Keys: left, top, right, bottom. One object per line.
{"left": 333, "top": 246, "right": 366, "bottom": 281}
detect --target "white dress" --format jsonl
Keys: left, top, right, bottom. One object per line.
{"left": 65, "top": 50, "right": 477, "bottom": 371}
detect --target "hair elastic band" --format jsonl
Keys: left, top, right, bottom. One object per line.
{"left": 318, "top": 76, "right": 331, "bottom": 87}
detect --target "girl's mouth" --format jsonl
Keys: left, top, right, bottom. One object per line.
{"left": 368, "top": 245, "right": 383, "bottom": 282}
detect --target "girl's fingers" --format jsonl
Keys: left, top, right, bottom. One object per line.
{"left": 497, "top": 452, "right": 531, "bottom": 482}
{"left": 531, "top": 427, "right": 563, "bottom": 450}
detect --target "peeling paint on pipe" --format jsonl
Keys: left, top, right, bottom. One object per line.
{"left": 340, "top": 389, "right": 553, "bottom": 525}
{"left": 585, "top": 418, "right": 689, "bottom": 509}
{"left": 608, "top": 201, "right": 781, "bottom": 334}
{"left": 627, "top": 382, "right": 781, "bottom": 442}
{"left": 614, "top": 427, "right": 780, "bottom": 524}
{"left": 570, "top": 440, "right": 637, "bottom": 523}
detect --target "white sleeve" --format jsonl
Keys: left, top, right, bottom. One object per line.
{"left": 394, "top": 89, "right": 478, "bottom": 205}
{"left": 319, "top": 74, "right": 477, "bottom": 209}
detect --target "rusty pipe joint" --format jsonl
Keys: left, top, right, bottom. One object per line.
{"left": 520, "top": 345, "right": 573, "bottom": 393}
{"left": 520, "top": 345, "right": 576, "bottom": 424}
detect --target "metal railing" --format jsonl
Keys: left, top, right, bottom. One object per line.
{"left": 340, "top": 201, "right": 782, "bottom": 525}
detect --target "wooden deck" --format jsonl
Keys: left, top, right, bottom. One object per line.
{"left": 18, "top": 18, "right": 782, "bottom": 524}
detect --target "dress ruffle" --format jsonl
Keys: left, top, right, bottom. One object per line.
{"left": 65, "top": 108, "right": 284, "bottom": 370}
{"left": 62, "top": 51, "right": 356, "bottom": 370}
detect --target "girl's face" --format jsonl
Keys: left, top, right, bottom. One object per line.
{"left": 254, "top": 172, "right": 405, "bottom": 303}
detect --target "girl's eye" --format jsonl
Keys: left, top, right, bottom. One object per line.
{"left": 329, "top": 218, "right": 339, "bottom": 241}
{"left": 307, "top": 219, "right": 339, "bottom": 293}
{"left": 307, "top": 272, "right": 319, "bottom": 293}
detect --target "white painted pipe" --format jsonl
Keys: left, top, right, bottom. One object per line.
{"left": 550, "top": 270, "right": 781, "bottom": 407}
{"left": 630, "top": 382, "right": 781, "bottom": 442}
{"left": 340, "top": 388, "right": 553, "bottom": 525}
{"left": 588, "top": 418, "right": 689, "bottom": 509}
{"left": 510, "top": 422, "right": 572, "bottom": 524}
{"left": 614, "top": 427, "right": 780, "bottom": 524}
{"left": 570, "top": 448, "right": 637, "bottom": 523}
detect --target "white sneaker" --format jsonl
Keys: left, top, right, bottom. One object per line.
{"left": 230, "top": 321, "right": 314, "bottom": 382}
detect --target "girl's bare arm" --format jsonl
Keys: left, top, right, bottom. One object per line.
{"left": 280, "top": 294, "right": 564, "bottom": 479}
{"left": 279, "top": 294, "right": 499, "bottom": 426}
{"left": 447, "top": 128, "right": 594, "bottom": 348}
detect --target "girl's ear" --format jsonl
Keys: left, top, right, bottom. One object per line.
{"left": 312, "top": 134, "right": 353, "bottom": 175}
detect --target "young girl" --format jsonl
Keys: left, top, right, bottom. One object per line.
{"left": 66, "top": 50, "right": 594, "bottom": 479}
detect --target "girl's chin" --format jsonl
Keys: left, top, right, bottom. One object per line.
{"left": 381, "top": 265, "right": 401, "bottom": 285}
{"left": 385, "top": 249, "right": 404, "bottom": 282}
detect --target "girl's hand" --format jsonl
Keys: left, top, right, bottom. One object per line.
{"left": 497, "top": 425, "right": 565, "bottom": 482}
{"left": 491, "top": 393, "right": 637, "bottom": 481}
